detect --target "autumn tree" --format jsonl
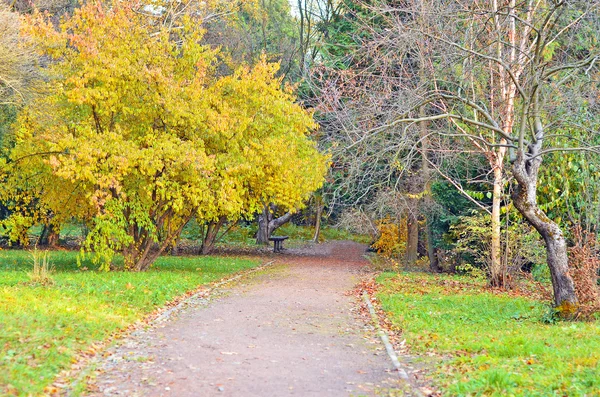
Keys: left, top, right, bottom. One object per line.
{"left": 319, "top": 0, "right": 599, "bottom": 312}
{"left": 197, "top": 61, "right": 328, "bottom": 253}
{"left": 5, "top": 0, "right": 326, "bottom": 269}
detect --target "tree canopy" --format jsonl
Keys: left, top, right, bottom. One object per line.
{"left": 2, "top": 0, "right": 327, "bottom": 270}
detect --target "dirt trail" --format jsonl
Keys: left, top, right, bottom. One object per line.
{"left": 87, "top": 241, "right": 402, "bottom": 396}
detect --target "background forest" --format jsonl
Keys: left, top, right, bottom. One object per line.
{"left": 2, "top": 0, "right": 600, "bottom": 312}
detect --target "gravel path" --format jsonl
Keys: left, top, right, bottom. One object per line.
{"left": 87, "top": 241, "right": 402, "bottom": 396}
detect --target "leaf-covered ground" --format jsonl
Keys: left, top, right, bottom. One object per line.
{"left": 376, "top": 272, "right": 600, "bottom": 397}
{"left": 0, "top": 250, "right": 259, "bottom": 396}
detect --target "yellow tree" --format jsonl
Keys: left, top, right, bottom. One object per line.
{"left": 6, "top": 0, "right": 326, "bottom": 269}
{"left": 198, "top": 61, "right": 328, "bottom": 253}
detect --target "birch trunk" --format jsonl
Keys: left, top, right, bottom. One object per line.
{"left": 489, "top": 166, "right": 504, "bottom": 286}
{"left": 312, "top": 200, "right": 323, "bottom": 243}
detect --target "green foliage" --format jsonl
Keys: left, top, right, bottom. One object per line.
{"left": 377, "top": 272, "right": 600, "bottom": 396}
{"left": 319, "top": 0, "right": 387, "bottom": 69}
{"left": 531, "top": 262, "right": 552, "bottom": 284}
{"left": 0, "top": 249, "right": 259, "bottom": 395}
{"left": 429, "top": 181, "right": 478, "bottom": 250}
{"left": 0, "top": 104, "right": 17, "bottom": 149}
{"left": 449, "top": 209, "right": 546, "bottom": 276}
{"left": 538, "top": 148, "right": 600, "bottom": 233}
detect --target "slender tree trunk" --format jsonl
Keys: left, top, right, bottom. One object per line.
{"left": 200, "top": 217, "right": 226, "bottom": 255}
{"left": 425, "top": 221, "right": 441, "bottom": 272}
{"left": 312, "top": 199, "right": 323, "bottom": 243}
{"left": 512, "top": 155, "right": 578, "bottom": 315}
{"left": 490, "top": 166, "right": 504, "bottom": 287}
{"left": 405, "top": 208, "right": 419, "bottom": 265}
{"left": 419, "top": 106, "right": 440, "bottom": 272}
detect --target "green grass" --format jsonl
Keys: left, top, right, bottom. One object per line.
{"left": 0, "top": 249, "right": 259, "bottom": 396}
{"left": 28, "top": 223, "right": 86, "bottom": 240}
{"left": 376, "top": 272, "right": 600, "bottom": 397}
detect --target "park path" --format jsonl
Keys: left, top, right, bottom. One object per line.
{"left": 87, "top": 241, "right": 402, "bottom": 396}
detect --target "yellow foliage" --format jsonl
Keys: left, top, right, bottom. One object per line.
{"left": 2, "top": 0, "right": 327, "bottom": 270}
{"left": 372, "top": 217, "right": 407, "bottom": 258}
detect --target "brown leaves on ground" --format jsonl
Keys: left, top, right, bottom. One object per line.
{"left": 352, "top": 277, "right": 441, "bottom": 397}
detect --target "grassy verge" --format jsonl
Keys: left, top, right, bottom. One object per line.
{"left": 0, "top": 250, "right": 259, "bottom": 395}
{"left": 376, "top": 272, "right": 600, "bottom": 396}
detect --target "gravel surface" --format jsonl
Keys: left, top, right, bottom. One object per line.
{"left": 86, "top": 241, "right": 403, "bottom": 396}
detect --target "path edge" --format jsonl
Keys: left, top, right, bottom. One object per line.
{"left": 361, "top": 290, "right": 424, "bottom": 397}
{"left": 58, "top": 260, "right": 276, "bottom": 396}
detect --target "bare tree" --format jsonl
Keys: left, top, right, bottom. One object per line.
{"left": 0, "top": 5, "right": 37, "bottom": 107}
{"left": 376, "top": 0, "right": 598, "bottom": 311}
{"left": 312, "top": 0, "right": 599, "bottom": 313}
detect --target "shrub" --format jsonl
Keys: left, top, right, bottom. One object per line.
{"left": 449, "top": 210, "right": 545, "bottom": 283}
{"left": 568, "top": 226, "right": 600, "bottom": 313}
{"left": 371, "top": 217, "right": 407, "bottom": 259}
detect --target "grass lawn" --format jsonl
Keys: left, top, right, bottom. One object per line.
{"left": 376, "top": 272, "right": 600, "bottom": 397}
{"left": 0, "top": 249, "right": 259, "bottom": 396}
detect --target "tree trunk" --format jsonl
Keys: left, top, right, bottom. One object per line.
{"left": 405, "top": 209, "right": 419, "bottom": 265}
{"left": 256, "top": 206, "right": 272, "bottom": 245}
{"left": 123, "top": 234, "right": 161, "bottom": 272}
{"left": 426, "top": 220, "right": 441, "bottom": 272}
{"left": 419, "top": 106, "right": 440, "bottom": 272}
{"left": 489, "top": 166, "right": 505, "bottom": 287}
{"left": 122, "top": 214, "right": 192, "bottom": 271}
{"left": 512, "top": 155, "right": 578, "bottom": 315}
{"left": 312, "top": 199, "right": 323, "bottom": 243}
{"left": 200, "top": 217, "right": 226, "bottom": 255}
{"left": 38, "top": 224, "right": 59, "bottom": 247}
{"left": 256, "top": 205, "right": 293, "bottom": 245}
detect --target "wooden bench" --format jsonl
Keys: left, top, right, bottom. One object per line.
{"left": 269, "top": 236, "right": 289, "bottom": 253}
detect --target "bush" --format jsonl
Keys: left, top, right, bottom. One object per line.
{"left": 568, "top": 226, "right": 600, "bottom": 313}
{"left": 371, "top": 217, "right": 407, "bottom": 259}
{"left": 449, "top": 210, "right": 545, "bottom": 282}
